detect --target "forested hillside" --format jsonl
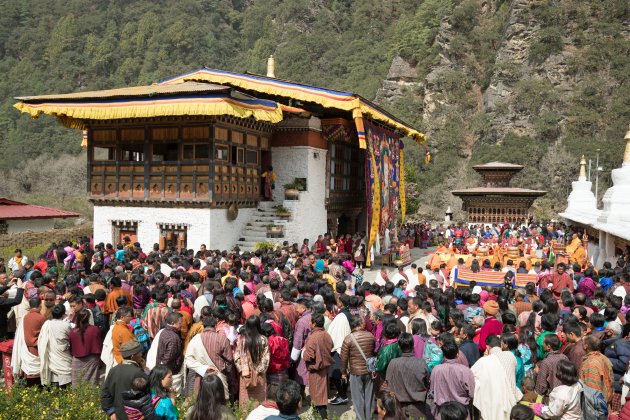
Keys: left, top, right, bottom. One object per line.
{"left": 0, "top": 0, "right": 628, "bottom": 222}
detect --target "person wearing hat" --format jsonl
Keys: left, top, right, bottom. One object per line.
{"left": 101, "top": 339, "right": 148, "bottom": 420}
{"left": 478, "top": 300, "right": 503, "bottom": 353}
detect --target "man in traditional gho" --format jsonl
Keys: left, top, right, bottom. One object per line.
{"left": 109, "top": 306, "right": 135, "bottom": 367}
{"left": 430, "top": 338, "right": 475, "bottom": 419}
{"left": 327, "top": 294, "right": 352, "bottom": 405}
{"left": 302, "top": 313, "right": 334, "bottom": 419}
{"left": 147, "top": 311, "right": 185, "bottom": 395}
{"left": 471, "top": 335, "right": 522, "bottom": 420}
{"left": 291, "top": 298, "right": 312, "bottom": 387}
{"left": 38, "top": 304, "right": 72, "bottom": 386}
{"left": 104, "top": 277, "right": 132, "bottom": 318}
{"left": 101, "top": 339, "right": 148, "bottom": 420}
{"left": 12, "top": 297, "right": 46, "bottom": 386}
{"left": 184, "top": 312, "right": 232, "bottom": 399}
{"left": 386, "top": 332, "right": 430, "bottom": 419}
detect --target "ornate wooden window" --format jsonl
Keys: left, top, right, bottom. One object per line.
{"left": 329, "top": 142, "right": 362, "bottom": 192}
{"left": 215, "top": 145, "right": 229, "bottom": 161}
{"left": 0, "top": 221, "right": 7, "bottom": 235}
{"left": 158, "top": 223, "right": 188, "bottom": 251}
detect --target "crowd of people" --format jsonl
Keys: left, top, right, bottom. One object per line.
{"left": 0, "top": 221, "right": 628, "bottom": 420}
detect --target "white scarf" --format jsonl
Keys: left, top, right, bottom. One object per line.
{"left": 184, "top": 333, "right": 229, "bottom": 399}
{"left": 100, "top": 324, "right": 116, "bottom": 375}
{"left": 327, "top": 312, "right": 350, "bottom": 354}
{"left": 38, "top": 319, "right": 72, "bottom": 385}
{"left": 471, "top": 350, "right": 522, "bottom": 420}
{"left": 11, "top": 316, "right": 40, "bottom": 377}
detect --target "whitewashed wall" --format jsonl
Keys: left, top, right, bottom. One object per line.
{"left": 272, "top": 146, "right": 327, "bottom": 245}
{"left": 93, "top": 205, "right": 254, "bottom": 250}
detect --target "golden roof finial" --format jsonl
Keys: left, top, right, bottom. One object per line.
{"left": 579, "top": 155, "right": 586, "bottom": 179}
{"left": 266, "top": 55, "right": 275, "bottom": 78}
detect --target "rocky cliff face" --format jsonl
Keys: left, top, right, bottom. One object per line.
{"left": 377, "top": 0, "right": 630, "bottom": 220}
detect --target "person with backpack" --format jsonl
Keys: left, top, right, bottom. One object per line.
{"left": 580, "top": 334, "right": 614, "bottom": 406}
{"left": 130, "top": 317, "right": 152, "bottom": 356}
{"left": 532, "top": 359, "right": 582, "bottom": 419}
{"left": 340, "top": 315, "right": 376, "bottom": 420}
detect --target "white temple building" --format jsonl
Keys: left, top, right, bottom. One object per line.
{"left": 561, "top": 125, "right": 630, "bottom": 267}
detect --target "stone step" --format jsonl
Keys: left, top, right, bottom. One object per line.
{"left": 244, "top": 226, "right": 267, "bottom": 232}
{"left": 253, "top": 217, "right": 283, "bottom": 223}
{"left": 241, "top": 234, "right": 272, "bottom": 241}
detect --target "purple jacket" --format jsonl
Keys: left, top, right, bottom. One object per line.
{"left": 132, "top": 285, "right": 151, "bottom": 310}
{"left": 577, "top": 277, "right": 596, "bottom": 298}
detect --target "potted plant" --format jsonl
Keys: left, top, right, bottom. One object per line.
{"left": 266, "top": 224, "right": 283, "bottom": 237}
{"left": 284, "top": 182, "right": 300, "bottom": 200}
{"left": 254, "top": 241, "right": 280, "bottom": 252}
{"left": 273, "top": 204, "right": 291, "bottom": 219}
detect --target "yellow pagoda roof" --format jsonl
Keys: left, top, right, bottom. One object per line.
{"left": 14, "top": 69, "right": 424, "bottom": 145}
{"left": 160, "top": 68, "right": 424, "bottom": 143}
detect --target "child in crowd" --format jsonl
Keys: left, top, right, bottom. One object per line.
{"left": 122, "top": 377, "right": 156, "bottom": 420}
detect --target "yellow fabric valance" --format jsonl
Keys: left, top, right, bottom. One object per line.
{"left": 14, "top": 95, "right": 283, "bottom": 130}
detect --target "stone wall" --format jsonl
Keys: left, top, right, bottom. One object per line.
{"left": 0, "top": 223, "right": 93, "bottom": 249}
{"left": 7, "top": 219, "right": 56, "bottom": 234}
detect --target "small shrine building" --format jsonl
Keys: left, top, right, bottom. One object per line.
{"left": 14, "top": 63, "right": 423, "bottom": 257}
{"left": 451, "top": 162, "right": 547, "bottom": 225}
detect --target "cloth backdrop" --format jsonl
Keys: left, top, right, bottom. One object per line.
{"left": 364, "top": 120, "right": 402, "bottom": 256}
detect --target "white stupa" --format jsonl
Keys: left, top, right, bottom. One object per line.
{"left": 592, "top": 125, "right": 630, "bottom": 266}
{"left": 559, "top": 155, "right": 600, "bottom": 225}
{"left": 594, "top": 126, "right": 630, "bottom": 240}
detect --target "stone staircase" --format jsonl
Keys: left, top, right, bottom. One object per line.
{"left": 235, "top": 201, "right": 287, "bottom": 251}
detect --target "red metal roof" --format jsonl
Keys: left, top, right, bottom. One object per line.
{"left": 0, "top": 198, "right": 80, "bottom": 220}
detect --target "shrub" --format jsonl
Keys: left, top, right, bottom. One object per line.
{"left": 0, "top": 384, "right": 105, "bottom": 419}
{"left": 528, "top": 27, "right": 564, "bottom": 64}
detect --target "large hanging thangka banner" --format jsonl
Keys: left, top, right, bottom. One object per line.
{"left": 364, "top": 120, "right": 402, "bottom": 239}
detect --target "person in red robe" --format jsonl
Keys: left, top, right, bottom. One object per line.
{"left": 344, "top": 234, "right": 353, "bottom": 255}
{"left": 550, "top": 263, "right": 574, "bottom": 299}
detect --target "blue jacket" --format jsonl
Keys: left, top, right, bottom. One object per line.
{"left": 603, "top": 336, "right": 630, "bottom": 393}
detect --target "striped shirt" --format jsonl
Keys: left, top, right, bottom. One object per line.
{"left": 200, "top": 327, "right": 233, "bottom": 371}
{"left": 535, "top": 351, "right": 569, "bottom": 397}
{"left": 143, "top": 303, "right": 169, "bottom": 339}
{"left": 580, "top": 351, "right": 614, "bottom": 403}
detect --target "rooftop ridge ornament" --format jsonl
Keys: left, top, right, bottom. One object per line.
{"left": 579, "top": 155, "right": 586, "bottom": 181}
{"left": 266, "top": 55, "right": 275, "bottom": 78}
